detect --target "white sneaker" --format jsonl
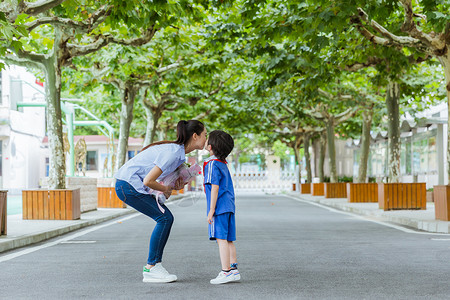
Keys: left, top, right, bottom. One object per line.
{"left": 143, "top": 263, "right": 177, "bottom": 283}
{"left": 231, "top": 269, "right": 241, "bottom": 281}
{"left": 210, "top": 270, "right": 235, "bottom": 284}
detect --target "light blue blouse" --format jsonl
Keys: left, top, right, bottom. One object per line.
{"left": 114, "top": 143, "right": 186, "bottom": 195}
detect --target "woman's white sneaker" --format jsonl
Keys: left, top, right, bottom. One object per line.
{"left": 143, "top": 263, "right": 177, "bottom": 283}
{"left": 210, "top": 270, "right": 234, "bottom": 284}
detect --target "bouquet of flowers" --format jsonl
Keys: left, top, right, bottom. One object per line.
{"left": 152, "top": 162, "right": 202, "bottom": 204}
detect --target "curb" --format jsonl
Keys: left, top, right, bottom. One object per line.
{"left": 0, "top": 209, "right": 135, "bottom": 253}
{"left": 288, "top": 193, "right": 450, "bottom": 234}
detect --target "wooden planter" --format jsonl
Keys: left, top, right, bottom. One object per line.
{"left": 0, "top": 190, "right": 7, "bottom": 236}
{"left": 312, "top": 183, "right": 324, "bottom": 196}
{"left": 347, "top": 183, "right": 378, "bottom": 203}
{"left": 378, "top": 183, "right": 426, "bottom": 211}
{"left": 434, "top": 185, "right": 450, "bottom": 221}
{"left": 22, "top": 189, "right": 81, "bottom": 220}
{"left": 325, "top": 183, "right": 347, "bottom": 198}
{"left": 300, "top": 183, "right": 311, "bottom": 194}
{"left": 97, "top": 187, "right": 126, "bottom": 208}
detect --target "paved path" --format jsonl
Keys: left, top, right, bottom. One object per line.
{"left": 1, "top": 192, "right": 449, "bottom": 299}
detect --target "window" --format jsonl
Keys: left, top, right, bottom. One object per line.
{"left": 428, "top": 136, "right": 437, "bottom": 172}
{"left": 128, "top": 150, "right": 137, "bottom": 160}
{"left": 45, "top": 157, "right": 49, "bottom": 177}
{"left": 86, "top": 151, "right": 97, "bottom": 170}
{"left": 400, "top": 139, "right": 412, "bottom": 175}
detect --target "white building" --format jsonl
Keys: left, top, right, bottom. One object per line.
{"left": 0, "top": 65, "right": 46, "bottom": 193}
{"left": 0, "top": 65, "right": 145, "bottom": 192}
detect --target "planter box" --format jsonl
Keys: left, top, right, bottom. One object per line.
{"left": 22, "top": 189, "right": 81, "bottom": 220}
{"left": 434, "top": 185, "right": 450, "bottom": 221}
{"left": 347, "top": 183, "right": 378, "bottom": 203}
{"left": 301, "top": 183, "right": 311, "bottom": 194}
{"left": 426, "top": 191, "right": 434, "bottom": 202}
{"left": 378, "top": 183, "right": 426, "bottom": 211}
{"left": 312, "top": 183, "right": 324, "bottom": 196}
{"left": 325, "top": 183, "right": 347, "bottom": 198}
{"left": 0, "top": 190, "right": 7, "bottom": 236}
{"left": 97, "top": 187, "right": 126, "bottom": 208}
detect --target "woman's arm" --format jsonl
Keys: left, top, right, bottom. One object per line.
{"left": 143, "top": 166, "right": 171, "bottom": 193}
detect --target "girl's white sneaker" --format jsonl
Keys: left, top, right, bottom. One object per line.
{"left": 231, "top": 269, "right": 241, "bottom": 281}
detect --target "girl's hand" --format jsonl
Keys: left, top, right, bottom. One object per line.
{"left": 173, "top": 178, "right": 185, "bottom": 190}
{"left": 207, "top": 211, "right": 214, "bottom": 224}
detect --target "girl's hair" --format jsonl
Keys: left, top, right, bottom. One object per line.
{"left": 141, "top": 120, "right": 204, "bottom": 151}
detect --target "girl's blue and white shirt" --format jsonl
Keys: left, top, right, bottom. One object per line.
{"left": 114, "top": 143, "right": 185, "bottom": 195}
{"left": 203, "top": 155, "right": 235, "bottom": 215}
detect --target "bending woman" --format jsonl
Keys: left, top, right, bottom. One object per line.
{"left": 115, "top": 120, "right": 207, "bottom": 283}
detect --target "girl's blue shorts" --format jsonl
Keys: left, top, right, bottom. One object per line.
{"left": 209, "top": 212, "right": 236, "bottom": 242}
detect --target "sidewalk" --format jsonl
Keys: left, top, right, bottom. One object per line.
{"left": 0, "top": 193, "right": 190, "bottom": 254}
{"left": 288, "top": 192, "right": 450, "bottom": 234}
{"left": 0, "top": 208, "right": 136, "bottom": 253}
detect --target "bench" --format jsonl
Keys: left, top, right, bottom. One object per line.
{"left": 434, "top": 185, "right": 450, "bottom": 221}
{"left": 324, "top": 183, "right": 347, "bottom": 198}
{"left": 347, "top": 183, "right": 378, "bottom": 203}
{"left": 312, "top": 183, "right": 324, "bottom": 196}
{"left": 22, "top": 189, "right": 81, "bottom": 220}
{"left": 97, "top": 187, "right": 127, "bottom": 208}
{"left": 301, "top": 183, "right": 311, "bottom": 194}
{"left": 378, "top": 183, "right": 426, "bottom": 211}
{"left": 0, "top": 190, "right": 6, "bottom": 235}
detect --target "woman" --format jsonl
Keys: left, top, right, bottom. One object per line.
{"left": 115, "top": 120, "right": 207, "bottom": 283}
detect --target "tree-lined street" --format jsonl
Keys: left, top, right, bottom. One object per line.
{"left": 1, "top": 193, "right": 449, "bottom": 299}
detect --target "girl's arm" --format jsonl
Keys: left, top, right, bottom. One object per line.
{"left": 207, "top": 184, "right": 219, "bottom": 224}
{"left": 143, "top": 166, "right": 171, "bottom": 193}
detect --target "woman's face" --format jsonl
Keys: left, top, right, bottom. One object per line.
{"left": 197, "top": 128, "right": 208, "bottom": 150}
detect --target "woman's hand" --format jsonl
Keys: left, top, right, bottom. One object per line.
{"left": 207, "top": 211, "right": 214, "bottom": 224}
{"left": 163, "top": 189, "right": 172, "bottom": 199}
{"left": 173, "top": 178, "right": 185, "bottom": 190}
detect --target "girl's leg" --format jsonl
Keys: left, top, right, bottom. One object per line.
{"left": 217, "top": 239, "right": 231, "bottom": 271}
{"left": 228, "top": 241, "right": 237, "bottom": 265}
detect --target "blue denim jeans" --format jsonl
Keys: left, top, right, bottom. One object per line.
{"left": 115, "top": 179, "right": 174, "bottom": 265}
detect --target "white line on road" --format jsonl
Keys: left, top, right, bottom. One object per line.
{"left": 60, "top": 241, "right": 96, "bottom": 244}
{"left": 0, "top": 213, "right": 140, "bottom": 263}
{"left": 283, "top": 195, "right": 449, "bottom": 236}
{"left": 430, "top": 238, "right": 450, "bottom": 241}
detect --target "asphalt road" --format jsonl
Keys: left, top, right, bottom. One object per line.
{"left": 1, "top": 192, "right": 449, "bottom": 299}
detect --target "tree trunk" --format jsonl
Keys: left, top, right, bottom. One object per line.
{"left": 326, "top": 119, "right": 337, "bottom": 183}
{"left": 357, "top": 109, "right": 373, "bottom": 183}
{"left": 304, "top": 133, "right": 312, "bottom": 183}
{"left": 143, "top": 105, "right": 154, "bottom": 147}
{"left": 117, "top": 86, "right": 137, "bottom": 169}
{"left": 437, "top": 54, "right": 450, "bottom": 185}
{"left": 386, "top": 81, "right": 401, "bottom": 183}
{"left": 319, "top": 131, "right": 326, "bottom": 182}
{"left": 46, "top": 29, "right": 66, "bottom": 189}
{"left": 293, "top": 138, "right": 302, "bottom": 184}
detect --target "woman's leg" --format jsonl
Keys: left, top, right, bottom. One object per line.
{"left": 116, "top": 180, "right": 174, "bottom": 265}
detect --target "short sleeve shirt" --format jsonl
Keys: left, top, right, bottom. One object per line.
{"left": 114, "top": 143, "right": 185, "bottom": 194}
{"left": 203, "top": 156, "right": 235, "bottom": 215}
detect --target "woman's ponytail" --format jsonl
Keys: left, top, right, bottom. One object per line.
{"left": 141, "top": 119, "right": 204, "bottom": 151}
